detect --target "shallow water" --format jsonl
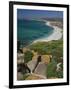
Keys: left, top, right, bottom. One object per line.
{"left": 17, "top": 19, "right": 53, "bottom": 47}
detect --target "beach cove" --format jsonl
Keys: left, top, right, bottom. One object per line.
{"left": 17, "top": 19, "right": 63, "bottom": 47}
{"left": 33, "top": 21, "right": 63, "bottom": 43}
{"left": 17, "top": 19, "right": 55, "bottom": 47}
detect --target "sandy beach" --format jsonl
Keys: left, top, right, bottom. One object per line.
{"left": 33, "top": 21, "right": 62, "bottom": 43}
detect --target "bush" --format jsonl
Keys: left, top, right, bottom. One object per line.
{"left": 29, "top": 40, "right": 63, "bottom": 78}
{"left": 24, "top": 51, "right": 33, "bottom": 63}
{"left": 23, "top": 74, "right": 29, "bottom": 80}
{"left": 29, "top": 40, "right": 63, "bottom": 62}
{"left": 46, "top": 59, "right": 63, "bottom": 78}
{"left": 46, "top": 60, "right": 57, "bottom": 78}
{"left": 57, "top": 70, "right": 63, "bottom": 78}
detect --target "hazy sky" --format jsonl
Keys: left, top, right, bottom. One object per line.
{"left": 17, "top": 9, "right": 63, "bottom": 19}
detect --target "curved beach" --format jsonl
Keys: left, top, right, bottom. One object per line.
{"left": 33, "top": 21, "right": 62, "bottom": 43}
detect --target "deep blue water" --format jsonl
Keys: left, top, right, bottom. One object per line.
{"left": 17, "top": 19, "right": 54, "bottom": 47}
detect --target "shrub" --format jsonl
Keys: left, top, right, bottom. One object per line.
{"left": 57, "top": 70, "right": 63, "bottom": 78}
{"left": 46, "top": 60, "right": 57, "bottom": 78}
{"left": 24, "top": 51, "right": 33, "bottom": 63}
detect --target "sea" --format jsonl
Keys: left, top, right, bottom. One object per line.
{"left": 17, "top": 19, "right": 54, "bottom": 47}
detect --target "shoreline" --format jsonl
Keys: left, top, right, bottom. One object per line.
{"left": 32, "top": 21, "right": 63, "bottom": 43}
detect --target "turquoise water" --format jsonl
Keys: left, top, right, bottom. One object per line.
{"left": 17, "top": 19, "right": 54, "bottom": 47}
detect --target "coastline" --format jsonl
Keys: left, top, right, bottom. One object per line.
{"left": 33, "top": 21, "right": 63, "bottom": 43}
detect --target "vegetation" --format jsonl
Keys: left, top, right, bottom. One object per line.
{"left": 29, "top": 40, "right": 63, "bottom": 78}
{"left": 20, "top": 74, "right": 29, "bottom": 80}
{"left": 46, "top": 60, "right": 57, "bottom": 78}
{"left": 56, "top": 70, "right": 63, "bottom": 78}
{"left": 24, "top": 51, "right": 34, "bottom": 63}
{"left": 17, "top": 40, "right": 63, "bottom": 79}
{"left": 29, "top": 40, "right": 63, "bottom": 57}
{"left": 46, "top": 59, "right": 63, "bottom": 78}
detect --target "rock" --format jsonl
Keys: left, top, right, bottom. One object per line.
{"left": 41, "top": 55, "right": 52, "bottom": 64}
{"left": 34, "top": 62, "right": 47, "bottom": 77}
{"left": 17, "top": 72, "right": 23, "bottom": 80}
{"left": 17, "top": 63, "right": 31, "bottom": 75}
{"left": 17, "top": 53, "right": 24, "bottom": 64}
{"left": 56, "top": 63, "right": 62, "bottom": 72}
{"left": 25, "top": 73, "right": 46, "bottom": 80}
{"left": 23, "top": 47, "right": 30, "bottom": 53}
{"left": 27, "top": 60, "right": 37, "bottom": 72}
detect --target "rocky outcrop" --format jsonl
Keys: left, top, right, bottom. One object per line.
{"left": 41, "top": 55, "right": 52, "bottom": 64}
{"left": 34, "top": 62, "right": 47, "bottom": 77}
{"left": 17, "top": 53, "right": 24, "bottom": 64}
